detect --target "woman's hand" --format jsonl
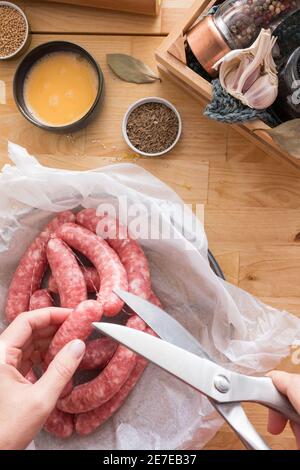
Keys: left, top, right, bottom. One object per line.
{"left": 0, "top": 308, "right": 86, "bottom": 450}
{"left": 268, "top": 371, "right": 300, "bottom": 448}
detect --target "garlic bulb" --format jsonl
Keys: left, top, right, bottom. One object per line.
{"left": 214, "top": 29, "right": 278, "bottom": 110}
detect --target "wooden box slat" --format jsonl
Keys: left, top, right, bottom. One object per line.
{"left": 40, "top": 0, "right": 161, "bottom": 16}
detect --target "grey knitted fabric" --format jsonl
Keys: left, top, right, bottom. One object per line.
{"left": 204, "top": 79, "right": 279, "bottom": 126}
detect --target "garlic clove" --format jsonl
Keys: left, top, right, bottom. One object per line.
{"left": 216, "top": 29, "right": 278, "bottom": 110}
{"left": 214, "top": 49, "right": 245, "bottom": 71}
{"left": 232, "top": 54, "right": 252, "bottom": 91}
{"left": 221, "top": 66, "right": 238, "bottom": 90}
{"left": 241, "top": 62, "right": 261, "bottom": 94}
{"left": 242, "top": 74, "right": 278, "bottom": 110}
{"left": 235, "top": 30, "right": 272, "bottom": 94}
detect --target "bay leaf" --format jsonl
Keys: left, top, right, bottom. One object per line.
{"left": 253, "top": 119, "right": 300, "bottom": 158}
{"left": 107, "top": 54, "right": 161, "bottom": 84}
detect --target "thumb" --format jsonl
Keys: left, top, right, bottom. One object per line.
{"left": 34, "top": 339, "right": 85, "bottom": 410}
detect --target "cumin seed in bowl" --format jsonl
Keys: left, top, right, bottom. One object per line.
{"left": 123, "top": 97, "right": 182, "bottom": 157}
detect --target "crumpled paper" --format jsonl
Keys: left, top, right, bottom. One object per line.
{"left": 0, "top": 142, "right": 300, "bottom": 450}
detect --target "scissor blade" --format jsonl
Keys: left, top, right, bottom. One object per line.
{"left": 112, "top": 291, "right": 271, "bottom": 450}
{"left": 114, "top": 288, "right": 210, "bottom": 360}
{"left": 93, "top": 322, "right": 226, "bottom": 401}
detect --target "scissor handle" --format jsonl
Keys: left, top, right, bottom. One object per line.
{"left": 217, "top": 373, "right": 300, "bottom": 426}
{"left": 245, "top": 376, "right": 300, "bottom": 425}
{"left": 211, "top": 400, "right": 271, "bottom": 450}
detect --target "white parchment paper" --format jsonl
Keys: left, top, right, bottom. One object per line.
{"left": 0, "top": 142, "right": 300, "bottom": 450}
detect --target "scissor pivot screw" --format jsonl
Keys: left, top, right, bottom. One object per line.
{"left": 214, "top": 375, "right": 230, "bottom": 393}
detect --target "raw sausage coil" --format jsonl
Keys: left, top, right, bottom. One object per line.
{"left": 48, "top": 266, "right": 99, "bottom": 294}
{"left": 55, "top": 223, "right": 128, "bottom": 316}
{"left": 29, "top": 289, "right": 54, "bottom": 311}
{"left": 5, "top": 211, "right": 75, "bottom": 323}
{"left": 44, "top": 408, "right": 74, "bottom": 439}
{"left": 46, "top": 237, "right": 87, "bottom": 309}
{"left": 57, "top": 315, "right": 146, "bottom": 414}
{"left": 76, "top": 209, "right": 151, "bottom": 299}
{"left": 25, "top": 368, "right": 74, "bottom": 438}
{"left": 6, "top": 208, "right": 161, "bottom": 438}
{"left": 75, "top": 305, "right": 159, "bottom": 434}
{"left": 45, "top": 300, "right": 103, "bottom": 366}
{"left": 75, "top": 355, "right": 148, "bottom": 435}
{"left": 79, "top": 337, "right": 117, "bottom": 371}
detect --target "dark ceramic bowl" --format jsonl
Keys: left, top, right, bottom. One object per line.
{"left": 13, "top": 41, "right": 104, "bottom": 133}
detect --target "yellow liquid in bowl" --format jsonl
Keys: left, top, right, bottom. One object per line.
{"left": 24, "top": 51, "right": 99, "bottom": 127}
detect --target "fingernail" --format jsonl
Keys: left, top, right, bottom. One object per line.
{"left": 68, "top": 340, "right": 85, "bottom": 359}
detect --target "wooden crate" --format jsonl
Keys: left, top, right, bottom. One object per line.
{"left": 41, "top": 0, "right": 161, "bottom": 16}
{"left": 156, "top": 0, "right": 300, "bottom": 170}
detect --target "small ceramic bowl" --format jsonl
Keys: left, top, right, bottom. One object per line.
{"left": 122, "top": 97, "right": 182, "bottom": 157}
{"left": 0, "top": 2, "right": 31, "bottom": 60}
{"left": 13, "top": 41, "right": 104, "bottom": 133}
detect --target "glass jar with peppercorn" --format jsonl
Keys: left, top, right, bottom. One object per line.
{"left": 215, "top": 0, "right": 299, "bottom": 49}
{"left": 186, "top": 0, "right": 300, "bottom": 75}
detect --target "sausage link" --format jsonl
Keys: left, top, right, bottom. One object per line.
{"left": 45, "top": 300, "right": 103, "bottom": 366}
{"left": 76, "top": 209, "right": 151, "bottom": 299}
{"left": 57, "top": 315, "right": 146, "bottom": 414}
{"left": 48, "top": 266, "right": 100, "bottom": 294}
{"left": 5, "top": 211, "right": 75, "bottom": 323}
{"left": 43, "top": 408, "right": 74, "bottom": 439}
{"left": 46, "top": 238, "right": 87, "bottom": 309}
{"left": 75, "top": 355, "right": 148, "bottom": 435}
{"left": 75, "top": 298, "right": 160, "bottom": 434}
{"left": 55, "top": 223, "right": 128, "bottom": 316}
{"left": 25, "top": 368, "right": 74, "bottom": 438}
{"left": 79, "top": 337, "right": 117, "bottom": 371}
{"left": 29, "top": 289, "right": 54, "bottom": 311}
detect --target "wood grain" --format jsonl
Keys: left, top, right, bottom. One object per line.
{"left": 208, "top": 162, "right": 300, "bottom": 209}
{"left": 206, "top": 208, "right": 300, "bottom": 249}
{"left": 1, "top": 1, "right": 300, "bottom": 450}
{"left": 39, "top": 0, "right": 161, "bottom": 16}
{"left": 19, "top": 1, "right": 162, "bottom": 34}
{"left": 226, "top": 128, "right": 274, "bottom": 164}
{"left": 212, "top": 251, "right": 240, "bottom": 286}
{"left": 16, "top": 0, "right": 194, "bottom": 34}
{"left": 239, "top": 247, "right": 300, "bottom": 298}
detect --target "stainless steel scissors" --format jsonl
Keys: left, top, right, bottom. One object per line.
{"left": 93, "top": 289, "right": 300, "bottom": 451}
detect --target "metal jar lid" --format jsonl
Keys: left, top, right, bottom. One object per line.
{"left": 186, "top": 15, "right": 230, "bottom": 77}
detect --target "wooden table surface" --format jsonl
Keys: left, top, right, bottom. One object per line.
{"left": 1, "top": 0, "right": 300, "bottom": 450}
